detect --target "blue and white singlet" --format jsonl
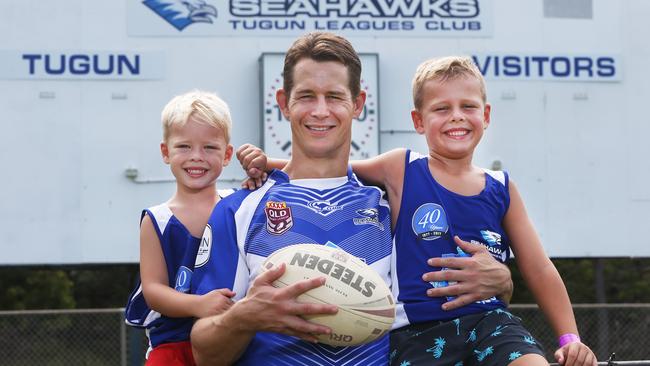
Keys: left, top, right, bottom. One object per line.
{"left": 192, "top": 168, "right": 394, "bottom": 365}
{"left": 392, "top": 150, "right": 510, "bottom": 329}
{"left": 124, "top": 203, "right": 201, "bottom": 348}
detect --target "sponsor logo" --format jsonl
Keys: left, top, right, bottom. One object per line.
{"left": 353, "top": 208, "right": 384, "bottom": 230}
{"left": 265, "top": 201, "right": 293, "bottom": 235}
{"left": 411, "top": 203, "right": 448, "bottom": 240}
{"left": 289, "top": 251, "right": 376, "bottom": 297}
{"left": 194, "top": 225, "right": 212, "bottom": 268}
{"left": 471, "top": 238, "right": 507, "bottom": 261}
{"left": 143, "top": 0, "right": 218, "bottom": 31}
{"left": 174, "top": 266, "right": 193, "bottom": 292}
{"left": 307, "top": 200, "right": 343, "bottom": 216}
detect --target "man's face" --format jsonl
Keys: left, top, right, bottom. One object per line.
{"left": 277, "top": 58, "right": 365, "bottom": 161}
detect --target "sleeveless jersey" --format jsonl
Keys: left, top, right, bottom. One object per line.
{"left": 192, "top": 168, "right": 394, "bottom": 366}
{"left": 392, "top": 150, "right": 510, "bottom": 329}
{"left": 125, "top": 190, "right": 234, "bottom": 348}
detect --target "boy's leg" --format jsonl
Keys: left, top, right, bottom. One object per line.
{"left": 465, "top": 309, "right": 547, "bottom": 366}
{"left": 508, "top": 353, "right": 549, "bottom": 366}
{"left": 146, "top": 340, "right": 196, "bottom": 366}
{"left": 390, "top": 318, "right": 471, "bottom": 366}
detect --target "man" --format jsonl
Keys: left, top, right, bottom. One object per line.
{"left": 190, "top": 32, "right": 512, "bottom": 365}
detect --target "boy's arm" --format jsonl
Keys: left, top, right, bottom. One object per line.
{"left": 139, "top": 214, "right": 234, "bottom": 318}
{"left": 236, "top": 144, "right": 287, "bottom": 189}
{"left": 350, "top": 148, "right": 407, "bottom": 222}
{"left": 505, "top": 180, "right": 596, "bottom": 366}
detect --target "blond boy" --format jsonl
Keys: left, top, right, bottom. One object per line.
{"left": 125, "top": 90, "right": 235, "bottom": 365}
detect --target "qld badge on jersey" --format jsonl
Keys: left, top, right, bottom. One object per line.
{"left": 412, "top": 203, "right": 449, "bottom": 240}
{"left": 265, "top": 201, "right": 293, "bottom": 235}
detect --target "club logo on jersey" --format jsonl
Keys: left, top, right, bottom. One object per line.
{"left": 480, "top": 230, "right": 501, "bottom": 247}
{"left": 307, "top": 200, "right": 343, "bottom": 216}
{"left": 194, "top": 225, "right": 212, "bottom": 268}
{"left": 265, "top": 201, "right": 293, "bottom": 235}
{"left": 174, "top": 266, "right": 192, "bottom": 293}
{"left": 353, "top": 208, "right": 384, "bottom": 230}
{"left": 412, "top": 203, "right": 449, "bottom": 241}
{"left": 143, "top": 0, "right": 218, "bottom": 31}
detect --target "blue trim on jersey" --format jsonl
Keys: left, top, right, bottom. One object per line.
{"left": 393, "top": 150, "right": 510, "bottom": 327}
{"left": 192, "top": 168, "right": 393, "bottom": 365}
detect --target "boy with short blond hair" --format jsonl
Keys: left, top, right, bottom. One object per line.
{"left": 351, "top": 56, "right": 596, "bottom": 366}
{"left": 125, "top": 90, "right": 236, "bottom": 365}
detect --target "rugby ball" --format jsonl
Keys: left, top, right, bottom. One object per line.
{"left": 261, "top": 243, "right": 395, "bottom": 346}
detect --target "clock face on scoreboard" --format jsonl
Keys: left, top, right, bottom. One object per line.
{"left": 261, "top": 53, "right": 379, "bottom": 160}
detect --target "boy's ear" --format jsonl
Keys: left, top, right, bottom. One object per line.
{"left": 276, "top": 88, "right": 290, "bottom": 120}
{"left": 160, "top": 141, "right": 170, "bottom": 164}
{"left": 223, "top": 144, "right": 234, "bottom": 167}
{"left": 483, "top": 103, "right": 491, "bottom": 129}
{"left": 411, "top": 109, "right": 425, "bottom": 134}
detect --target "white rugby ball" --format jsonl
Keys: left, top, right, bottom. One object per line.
{"left": 261, "top": 243, "right": 395, "bottom": 346}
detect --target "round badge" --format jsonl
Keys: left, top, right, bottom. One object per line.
{"left": 411, "top": 203, "right": 449, "bottom": 241}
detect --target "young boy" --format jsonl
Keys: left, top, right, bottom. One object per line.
{"left": 125, "top": 90, "right": 236, "bottom": 365}
{"left": 238, "top": 57, "right": 596, "bottom": 366}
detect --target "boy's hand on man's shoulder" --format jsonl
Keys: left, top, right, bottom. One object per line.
{"left": 237, "top": 144, "right": 268, "bottom": 189}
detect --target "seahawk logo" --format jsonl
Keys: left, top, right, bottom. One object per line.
{"left": 143, "top": 0, "right": 218, "bottom": 31}
{"left": 353, "top": 208, "right": 384, "bottom": 230}
{"left": 480, "top": 230, "right": 501, "bottom": 247}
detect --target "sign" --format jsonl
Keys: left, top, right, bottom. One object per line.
{"left": 0, "top": 51, "right": 165, "bottom": 80}
{"left": 472, "top": 53, "right": 622, "bottom": 82}
{"left": 128, "top": 0, "right": 493, "bottom": 37}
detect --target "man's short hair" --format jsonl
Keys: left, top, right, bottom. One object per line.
{"left": 283, "top": 32, "right": 362, "bottom": 99}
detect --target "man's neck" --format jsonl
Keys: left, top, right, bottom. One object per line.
{"left": 283, "top": 156, "right": 348, "bottom": 180}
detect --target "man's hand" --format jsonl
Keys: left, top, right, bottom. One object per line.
{"left": 237, "top": 144, "right": 268, "bottom": 189}
{"left": 230, "top": 263, "right": 338, "bottom": 343}
{"left": 422, "top": 236, "right": 513, "bottom": 310}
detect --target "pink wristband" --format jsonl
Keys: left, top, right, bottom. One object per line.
{"left": 558, "top": 333, "right": 580, "bottom": 347}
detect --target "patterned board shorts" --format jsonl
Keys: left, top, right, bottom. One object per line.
{"left": 390, "top": 309, "right": 546, "bottom": 366}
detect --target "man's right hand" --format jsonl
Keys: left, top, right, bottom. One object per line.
{"left": 423, "top": 236, "right": 513, "bottom": 311}
{"left": 227, "top": 262, "right": 338, "bottom": 343}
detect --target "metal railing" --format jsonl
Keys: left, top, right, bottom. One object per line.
{"left": 0, "top": 305, "right": 648, "bottom": 365}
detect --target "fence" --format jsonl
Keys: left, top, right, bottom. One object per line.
{"left": 0, "top": 305, "right": 648, "bottom": 365}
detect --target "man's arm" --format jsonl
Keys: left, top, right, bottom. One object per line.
{"left": 423, "top": 236, "right": 513, "bottom": 310}
{"left": 191, "top": 264, "right": 338, "bottom": 365}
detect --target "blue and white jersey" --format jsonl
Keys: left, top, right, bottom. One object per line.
{"left": 124, "top": 203, "right": 199, "bottom": 347}
{"left": 124, "top": 190, "right": 235, "bottom": 348}
{"left": 192, "top": 168, "right": 393, "bottom": 366}
{"left": 392, "top": 150, "right": 509, "bottom": 329}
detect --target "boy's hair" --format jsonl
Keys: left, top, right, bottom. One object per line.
{"left": 161, "top": 90, "right": 232, "bottom": 143}
{"left": 412, "top": 56, "right": 487, "bottom": 110}
{"left": 283, "top": 32, "right": 362, "bottom": 99}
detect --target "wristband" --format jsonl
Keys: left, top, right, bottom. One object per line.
{"left": 558, "top": 333, "right": 580, "bottom": 347}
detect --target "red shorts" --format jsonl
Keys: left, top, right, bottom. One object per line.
{"left": 146, "top": 340, "right": 196, "bottom": 366}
